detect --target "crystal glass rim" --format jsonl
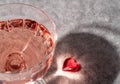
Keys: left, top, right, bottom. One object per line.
{"left": 0, "top": 3, "right": 56, "bottom": 75}
{"left": 0, "top": 3, "right": 57, "bottom": 41}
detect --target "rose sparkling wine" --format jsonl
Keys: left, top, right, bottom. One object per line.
{"left": 0, "top": 3, "right": 56, "bottom": 84}
{"left": 0, "top": 18, "right": 54, "bottom": 84}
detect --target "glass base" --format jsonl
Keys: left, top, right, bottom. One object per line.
{"left": 25, "top": 79, "right": 46, "bottom": 84}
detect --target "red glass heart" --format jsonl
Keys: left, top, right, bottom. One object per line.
{"left": 62, "top": 57, "right": 81, "bottom": 72}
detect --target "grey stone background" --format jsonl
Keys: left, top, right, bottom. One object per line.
{"left": 0, "top": 0, "right": 120, "bottom": 84}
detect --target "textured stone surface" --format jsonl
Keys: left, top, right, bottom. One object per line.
{"left": 0, "top": 0, "right": 120, "bottom": 83}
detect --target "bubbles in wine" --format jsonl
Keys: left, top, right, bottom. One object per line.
{"left": 5, "top": 52, "right": 26, "bottom": 72}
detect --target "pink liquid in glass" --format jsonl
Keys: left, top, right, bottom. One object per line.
{"left": 0, "top": 19, "right": 54, "bottom": 81}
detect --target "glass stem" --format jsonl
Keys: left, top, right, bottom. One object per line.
{"left": 35, "top": 79, "right": 46, "bottom": 84}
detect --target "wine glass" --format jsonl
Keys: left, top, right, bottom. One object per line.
{"left": 0, "top": 3, "right": 56, "bottom": 84}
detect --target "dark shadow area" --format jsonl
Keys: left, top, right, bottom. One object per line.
{"left": 44, "top": 27, "right": 120, "bottom": 84}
